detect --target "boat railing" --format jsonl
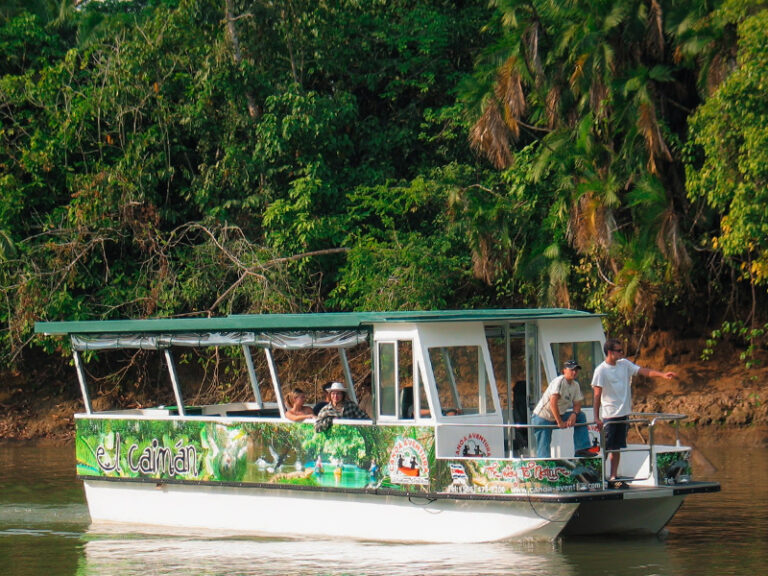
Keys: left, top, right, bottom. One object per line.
{"left": 600, "top": 412, "right": 687, "bottom": 484}
{"left": 436, "top": 420, "right": 598, "bottom": 459}
{"left": 438, "top": 411, "right": 688, "bottom": 485}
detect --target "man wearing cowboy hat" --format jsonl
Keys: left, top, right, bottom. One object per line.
{"left": 314, "top": 382, "right": 369, "bottom": 432}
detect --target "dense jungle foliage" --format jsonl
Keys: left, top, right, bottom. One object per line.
{"left": 1, "top": 0, "right": 767, "bottom": 371}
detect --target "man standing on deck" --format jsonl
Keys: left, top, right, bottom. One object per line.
{"left": 592, "top": 338, "right": 677, "bottom": 488}
{"left": 532, "top": 360, "right": 591, "bottom": 458}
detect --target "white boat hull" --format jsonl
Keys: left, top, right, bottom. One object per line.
{"left": 564, "top": 489, "right": 684, "bottom": 535}
{"left": 83, "top": 480, "right": 576, "bottom": 543}
{"left": 561, "top": 481, "right": 720, "bottom": 536}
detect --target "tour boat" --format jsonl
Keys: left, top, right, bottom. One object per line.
{"left": 35, "top": 309, "right": 719, "bottom": 543}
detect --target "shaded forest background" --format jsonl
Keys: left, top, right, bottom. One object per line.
{"left": 1, "top": 0, "right": 768, "bottom": 431}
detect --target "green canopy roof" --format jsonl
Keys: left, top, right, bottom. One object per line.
{"left": 35, "top": 308, "right": 597, "bottom": 336}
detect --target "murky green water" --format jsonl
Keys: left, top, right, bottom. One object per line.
{"left": 0, "top": 438, "right": 765, "bottom": 575}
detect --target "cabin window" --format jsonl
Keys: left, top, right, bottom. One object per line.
{"left": 428, "top": 345, "right": 495, "bottom": 416}
{"left": 377, "top": 340, "right": 415, "bottom": 419}
{"left": 549, "top": 341, "right": 603, "bottom": 405}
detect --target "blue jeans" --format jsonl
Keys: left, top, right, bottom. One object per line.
{"left": 532, "top": 412, "right": 589, "bottom": 458}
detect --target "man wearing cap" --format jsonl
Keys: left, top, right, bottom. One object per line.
{"left": 531, "top": 360, "right": 591, "bottom": 458}
{"left": 314, "top": 382, "right": 369, "bottom": 432}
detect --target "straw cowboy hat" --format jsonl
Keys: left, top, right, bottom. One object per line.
{"left": 328, "top": 382, "right": 347, "bottom": 393}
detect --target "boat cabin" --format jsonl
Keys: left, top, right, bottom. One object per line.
{"left": 40, "top": 309, "right": 606, "bottom": 459}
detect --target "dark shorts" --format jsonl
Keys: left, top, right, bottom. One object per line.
{"left": 604, "top": 416, "right": 629, "bottom": 451}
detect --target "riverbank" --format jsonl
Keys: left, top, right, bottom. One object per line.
{"left": 2, "top": 330, "right": 767, "bottom": 443}
{"left": 631, "top": 330, "right": 768, "bottom": 435}
{"left": 0, "top": 368, "right": 81, "bottom": 440}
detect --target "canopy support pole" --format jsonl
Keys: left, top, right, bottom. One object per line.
{"left": 164, "top": 349, "right": 185, "bottom": 416}
{"left": 242, "top": 345, "right": 263, "bottom": 408}
{"left": 264, "top": 349, "right": 285, "bottom": 417}
{"left": 340, "top": 348, "right": 357, "bottom": 403}
{"left": 73, "top": 350, "right": 93, "bottom": 414}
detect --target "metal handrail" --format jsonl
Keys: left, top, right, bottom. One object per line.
{"left": 599, "top": 412, "right": 687, "bottom": 484}
{"left": 436, "top": 411, "right": 689, "bottom": 488}
{"left": 435, "top": 419, "right": 597, "bottom": 460}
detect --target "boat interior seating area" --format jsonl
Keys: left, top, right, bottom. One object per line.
{"left": 151, "top": 402, "right": 284, "bottom": 418}
{"left": 224, "top": 408, "right": 281, "bottom": 418}
{"left": 399, "top": 386, "right": 414, "bottom": 419}
{"left": 512, "top": 380, "right": 529, "bottom": 451}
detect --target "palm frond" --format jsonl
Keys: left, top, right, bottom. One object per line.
{"left": 646, "top": 0, "right": 665, "bottom": 59}
{"left": 496, "top": 57, "right": 526, "bottom": 136}
{"left": 469, "top": 101, "right": 513, "bottom": 170}
{"left": 569, "top": 188, "right": 615, "bottom": 256}
{"left": 546, "top": 85, "right": 561, "bottom": 128}
{"left": 636, "top": 99, "right": 672, "bottom": 174}
{"left": 524, "top": 21, "right": 543, "bottom": 86}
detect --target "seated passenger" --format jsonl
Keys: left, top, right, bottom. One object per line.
{"left": 285, "top": 388, "right": 315, "bottom": 422}
{"left": 312, "top": 381, "right": 333, "bottom": 415}
{"left": 314, "top": 382, "right": 369, "bottom": 432}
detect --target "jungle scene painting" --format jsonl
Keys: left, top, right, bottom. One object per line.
{"left": 75, "top": 418, "right": 436, "bottom": 492}
{"left": 76, "top": 417, "right": 610, "bottom": 494}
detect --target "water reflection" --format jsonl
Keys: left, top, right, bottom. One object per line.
{"left": 561, "top": 537, "right": 675, "bottom": 576}
{"left": 660, "top": 441, "right": 768, "bottom": 576}
{"left": 79, "top": 532, "right": 567, "bottom": 576}
{"left": 80, "top": 531, "right": 732, "bottom": 576}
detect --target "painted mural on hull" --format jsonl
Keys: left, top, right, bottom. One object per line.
{"left": 75, "top": 418, "right": 603, "bottom": 495}
{"left": 437, "top": 458, "right": 602, "bottom": 494}
{"left": 656, "top": 450, "right": 692, "bottom": 485}
{"left": 75, "top": 418, "right": 435, "bottom": 491}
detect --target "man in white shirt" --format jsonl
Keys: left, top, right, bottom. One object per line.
{"left": 592, "top": 338, "right": 677, "bottom": 488}
{"left": 532, "top": 360, "right": 591, "bottom": 458}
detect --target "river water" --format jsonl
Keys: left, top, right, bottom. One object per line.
{"left": 0, "top": 437, "right": 765, "bottom": 576}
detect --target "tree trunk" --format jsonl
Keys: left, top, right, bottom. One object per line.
{"left": 224, "top": 0, "right": 258, "bottom": 119}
